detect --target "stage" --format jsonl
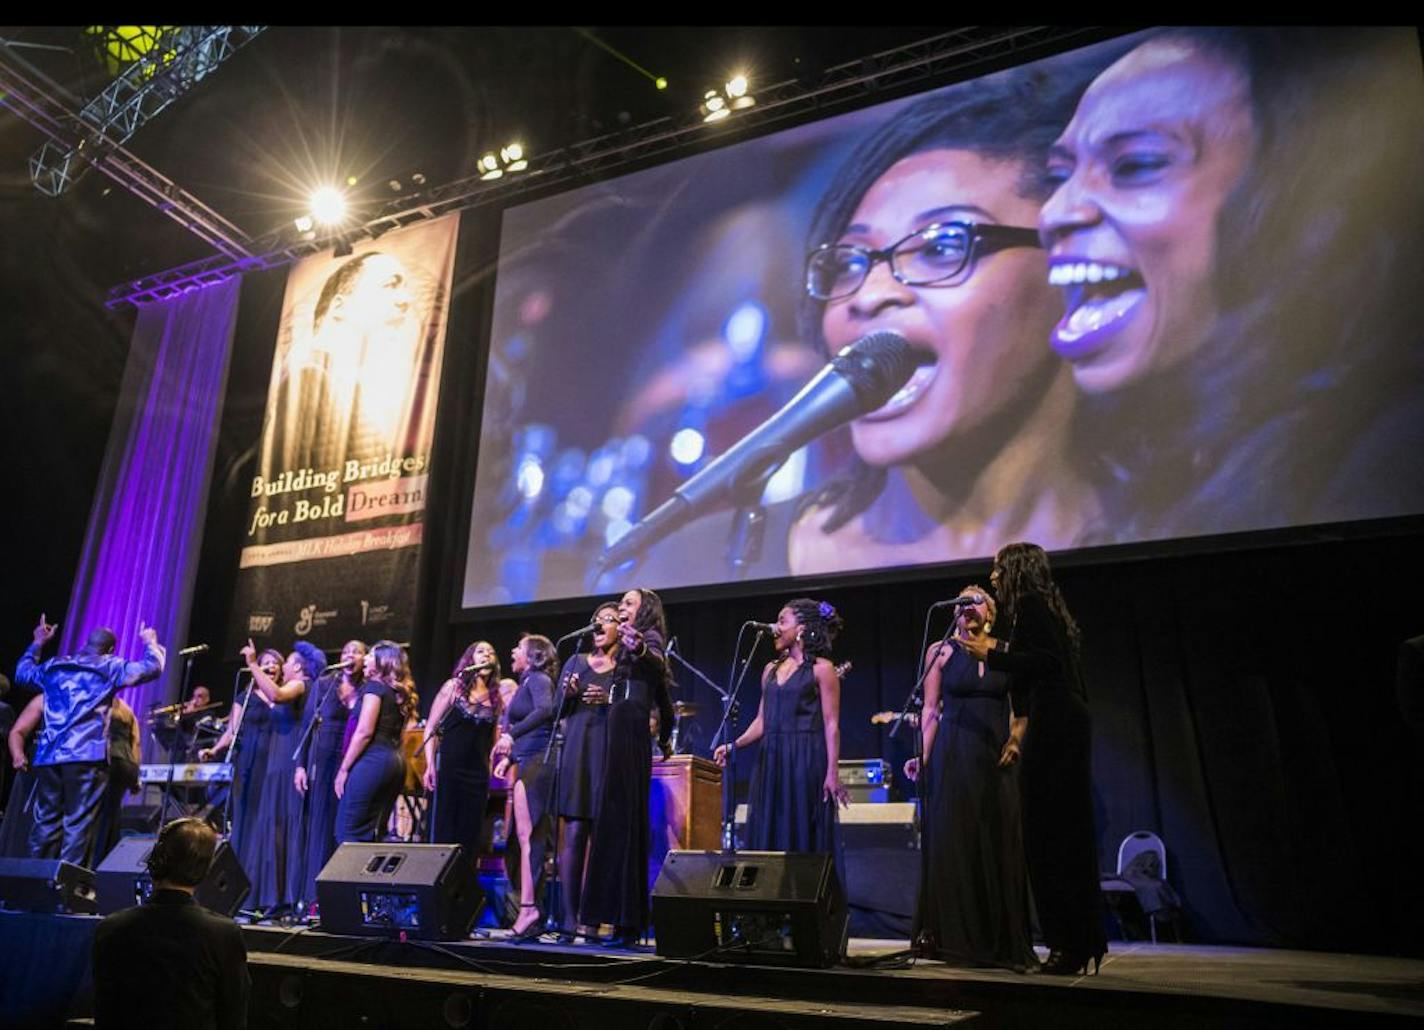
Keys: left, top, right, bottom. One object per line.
{"left": 4, "top": 908, "right": 1422, "bottom": 1028}
{"left": 238, "top": 925, "right": 1424, "bottom": 1029}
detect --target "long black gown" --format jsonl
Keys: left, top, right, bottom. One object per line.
{"left": 579, "top": 633, "right": 673, "bottom": 933}
{"left": 229, "top": 690, "right": 272, "bottom": 900}
{"left": 986, "top": 592, "right": 1106, "bottom": 963}
{"left": 744, "top": 660, "right": 839, "bottom": 856}
{"left": 250, "top": 690, "right": 304, "bottom": 909}
{"left": 431, "top": 682, "right": 497, "bottom": 860}
{"left": 555, "top": 654, "right": 612, "bottom": 822}
{"left": 295, "top": 674, "right": 353, "bottom": 905}
{"left": 915, "top": 649, "right": 1037, "bottom": 970}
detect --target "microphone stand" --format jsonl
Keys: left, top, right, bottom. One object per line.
{"left": 418, "top": 680, "right": 466, "bottom": 845}
{"left": 710, "top": 624, "right": 768, "bottom": 854}
{"left": 540, "top": 633, "right": 587, "bottom": 932}
{"left": 154, "top": 650, "right": 201, "bottom": 824}
{"left": 665, "top": 637, "right": 729, "bottom": 756}
{"left": 219, "top": 670, "right": 257, "bottom": 840}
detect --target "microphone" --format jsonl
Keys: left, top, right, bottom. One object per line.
{"left": 598, "top": 331, "right": 919, "bottom": 566}
{"left": 745, "top": 620, "right": 778, "bottom": 635}
{"left": 931, "top": 593, "right": 986, "bottom": 608}
{"left": 557, "top": 623, "right": 599, "bottom": 644}
{"left": 178, "top": 643, "right": 209, "bottom": 657}
{"left": 322, "top": 658, "right": 352, "bottom": 672}
{"left": 460, "top": 663, "right": 495, "bottom": 675}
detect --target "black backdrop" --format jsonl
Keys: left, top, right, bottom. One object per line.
{"left": 177, "top": 207, "right": 1424, "bottom": 959}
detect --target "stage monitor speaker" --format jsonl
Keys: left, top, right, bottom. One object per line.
{"left": 651, "top": 849, "right": 847, "bottom": 968}
{"left": 0, "top": 858, "right": 98, "bottom": 914}
{"left": 94, "top": 835, "right": 251, "bottom": 916}
{"left": 316, "top": 842, "right": 481, "bottom": 941}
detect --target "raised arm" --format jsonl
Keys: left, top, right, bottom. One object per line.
{"left": 120, "top": 622, "right": 166, "bottom": 687}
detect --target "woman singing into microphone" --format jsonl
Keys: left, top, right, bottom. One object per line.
{"left": 715, "top": 599, "right": 848, "bottom": 857}
{"left": 579, "top": 588, "right": 674, "bottom": 948}
{"left": 294, "top": 639, "right": 365, "bottom": 910}
{"left": 493, "top": 634, "right": 559, "bottom": 942}
{"left": 335, "top": 641, "right": 416, "bottom": 844}
{"left": 423, "top": 641, "right": 505, "bottom": 861}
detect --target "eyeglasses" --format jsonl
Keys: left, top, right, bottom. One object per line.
{"left": 805, "top": 221, "right": 1042, "bottom": 301}
{"left": 595, "top": 614, "right": 619, "bottom": 625}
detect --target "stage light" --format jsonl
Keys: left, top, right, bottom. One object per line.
{"left": 292, "top": 214, "right": 314, "bottom": 234}
{"left": 726, "top": 75, "right": 748, "bottom": 98}
{"left": 500, "top": 143, "right": 527, "bottom": 173}
{"left": 701, "top": 90, "right": 729, "bottom": 123}
{"left": 308, "top": 186, "right": 347, "bottom": 226}
{"left": 345, "top": 175, "right": 359, "bottom": 187}
{"left": 655, "top": 77, "right": 669, "bottom": 90}
{"left": 477, "top": 153, "right": 502, "bottom": 181}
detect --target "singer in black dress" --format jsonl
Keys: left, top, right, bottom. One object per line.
{"left": 201, "top": 647, "right": 283, "bottom": 906}
{"left": 957, "top": 543, "right": 1106, "bottom": 975}
{"left": 294, "top": 639, "right": 365, "bottom": 908}
{"left": 716, "top": 599, "right": 848, "bottom": 857}
{"left": 553, "top": 602, "right": 619, "bottom": 936}
{"left": 335, "top": 641, "right": 413, "bottom": 844}
{"left": 494, "top": 634, "right": 558, "bottom": 941}
{"left": 423, "top": 641, "right": 504, "bottom": 861}
{"left": 579, "top": 588, "right": 675, "bottom": 948}
{"left": 909, "top": 588, "right": 1036, "bottom": 971}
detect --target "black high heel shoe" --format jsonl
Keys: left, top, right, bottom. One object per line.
{"left": 599, "top": 927, "right": 643, "bottom": 949}
{"left": 508, "top": 904, "right": 543, "bottom": 944}
{"left": 1041, "top": 948, "right": 1103, "bottom": 975}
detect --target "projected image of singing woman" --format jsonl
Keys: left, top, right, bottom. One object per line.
{"left": 1040, "top": 27, "right": 1424, "bottom": 540}
{"left": 635, "top": 63, "right": 1116, "bottom": 583}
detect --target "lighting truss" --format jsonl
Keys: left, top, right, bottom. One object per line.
{"left": 31, "top": 26, "right": 266, "bottom": 197}
{"left": 105, "top": 25, "right": 1107, "bottom": 308}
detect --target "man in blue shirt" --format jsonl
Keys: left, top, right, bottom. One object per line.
{"left": 14, "top": 613, "right": 165, "bottom": 865}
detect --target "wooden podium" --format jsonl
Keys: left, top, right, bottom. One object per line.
{"left": 648, "top": 755, "right": 722, "bottom": 886}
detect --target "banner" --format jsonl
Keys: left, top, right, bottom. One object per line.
{"left": 231, "top": 214, "right": 458, "bottom": 650}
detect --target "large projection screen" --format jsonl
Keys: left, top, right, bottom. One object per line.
{"left": 463, "top": 27, "right": 1424, "bottom": 609}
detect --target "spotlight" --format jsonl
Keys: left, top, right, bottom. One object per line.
{"left": 500, "top": 143, "right": 527, "bottom": 172}
{"left": 727, "top": 73, "right": 756, "bottom": 110}
{"left": 292, "top": 214, "right": 314, "bottom": 234}
{"left": 411, "top": 172, "right": 426, "bottom": 185}
{"left": 701, "top": 90, "right": 729, "bottom": 123}
{"left": 308, "top": 186, "right": 347, "bottom": 226}
{"left": 477, "top": 153, "right": 502, "bottom": 181}
{"left": 387, "top": 179, "right": 403, "bottom": 192}
{"left": 655, "top": 76, "right": 668, "bottom": 90}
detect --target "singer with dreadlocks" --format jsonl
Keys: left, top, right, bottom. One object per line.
{"left": 715, "top": 598, "right": 849, "bottom": 858}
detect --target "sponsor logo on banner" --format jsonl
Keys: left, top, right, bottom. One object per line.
{"left": 294, "top": 604, "right": 339, "bottom": 636}
{"left": 359, "top": 600, "right": 394, "bottom": 626}
{"left": 248, "top": 612, "right": 276, "bottom": 635}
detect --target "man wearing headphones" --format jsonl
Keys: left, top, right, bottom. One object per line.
{"left": 93, "top": 818, "right": 249, "bottom": 1029}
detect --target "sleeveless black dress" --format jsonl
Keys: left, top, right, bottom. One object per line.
{"left": 744, "top": 661, "right": 839, "bottom": 855}
{"left": 915, "top": 649, "right": 1037, "bottom": 970}
{"left": 431, "top": 683, "right": 497, "bottom": 859}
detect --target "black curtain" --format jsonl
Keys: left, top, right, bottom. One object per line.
{"left": 446, "top": 528, "right": 1424, "bottom": 956}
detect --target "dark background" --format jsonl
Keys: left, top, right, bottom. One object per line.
{"left": 2, "top": 26, "right": 1420, "bottom": 955}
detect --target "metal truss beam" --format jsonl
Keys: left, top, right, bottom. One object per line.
{"left": 104, "top": 25, "right": 1106, "bottom": 308}
{"left": 0, "top": 36, "right": 257, "bottom": 260}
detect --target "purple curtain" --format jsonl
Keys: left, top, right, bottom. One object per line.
{"left": 59, "top": 279, "right": 240, "bottom": 755}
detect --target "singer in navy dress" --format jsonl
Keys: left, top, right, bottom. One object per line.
{"left": 294, "top": 639, "right": 364, "bottom": 908}
{"left": 247, "top": 643, "right": 318, "bottom": 911}
{"left": 910, "top": 588, "right": 1036, "bottom": 971}
{"left": 717, "top": 599, "right": 848, "bottom": 858}
{"left": 579, "top": 589, "right": 675, "bottom": 947}
{"left": 958, "top": 543, "right": 1106, "bottom": 975}
{"left": 553, "top": 602, "right": 618, "bottom": 935}
{"left": 494, "top": 634, "right": 558, "bottom": 940}
{"left": 202, "top": 648, "right": 284, "bottom": 899}
{"left": 335, "top": 641, "right": 414, "bottom": 844}
{"left": 423, "top": 641, "right": 503, "bottom": 862}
